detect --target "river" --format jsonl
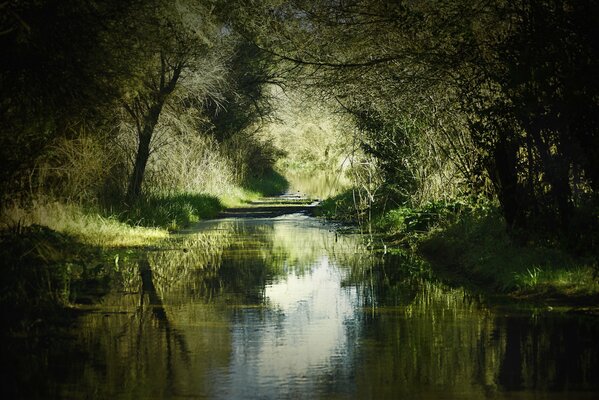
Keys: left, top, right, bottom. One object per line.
{"left": 4, "top": 211, "right": 599, "bottom": 399}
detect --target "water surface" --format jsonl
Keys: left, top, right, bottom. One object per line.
{"left": 5, "top": 215, "right": 599, "bottom": 399}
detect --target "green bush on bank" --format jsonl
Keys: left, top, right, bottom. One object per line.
{"left": 316, "top": 189, "right": 357, "bottom": 221}
{"left": 418, "top": 208, "right": 599, "bottom": 299}
{"left": 318, "top": 192, "right": 599, "bottom": 301}
{"left": 117, "top": 193, "right": 223, "bottom": 231}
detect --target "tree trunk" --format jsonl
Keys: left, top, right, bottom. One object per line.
{"left": 488, "top": 135, "right": 527, "bottom": 232}
{"left": 126, "top": 102, "right": 164, "bottom": 200}
{"left": 125, "top": 61, "right": 183, "bottom": 201}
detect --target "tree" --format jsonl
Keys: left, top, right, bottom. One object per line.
{"left": 118, "top": 0, "right": 225, "bottom": 200}
{"left": 230, "top": 0, "right": 599, "bottom": 236}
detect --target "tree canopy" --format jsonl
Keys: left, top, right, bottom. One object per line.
{"left": 1, "top": 0, "right": 597, "bottom": 243}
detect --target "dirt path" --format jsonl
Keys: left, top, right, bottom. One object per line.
{"left": 217, "top": 193, "right": 319, "bottom": 218}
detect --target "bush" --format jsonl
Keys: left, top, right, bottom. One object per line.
{"left": 316, "top": 189, "right": 358, "bottom": 221}
{"left": 34, "top": 132, "right": 123, "bottom": 204}
{"left": 118, "top": 193, "right": 223, "bottom": 230}
{"left": 418, "top": 207, "right": 598, "bottom": 296}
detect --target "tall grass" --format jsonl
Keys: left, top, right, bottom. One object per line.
{"left": 116, "top": 193, "right": 222, "bottom": 231}
{"left": 1, "top": 200, "right": 167, "bottom": 247}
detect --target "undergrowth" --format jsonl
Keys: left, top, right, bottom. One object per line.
{"left": 116, "top": 193, "right": 223, "bottom": 231}
{"left": 319, "top": 192, "right": 599, "bottom": 302}
{"left": 418, "top": 208, "right": 599, "bottom": 299}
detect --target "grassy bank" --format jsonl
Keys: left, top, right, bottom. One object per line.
{"left": 318, "top": 189, "right": 599, "bottom": 305}
{"left": 418, "top": 209, "right": 599, "bottom": 304}
{"left": 0, "top": 168, "right": 290, "bottom": 332}
{"left": 2, "top": 201, "right": 169, "bottom": 248}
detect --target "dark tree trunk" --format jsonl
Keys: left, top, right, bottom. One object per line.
{"left": 488, "top": 135, "right": 527, "bottom": 232}
{"left": 126, "top": 102, "right": 164, "bottom": 200}
{"left": 125, "top": 61, "right": 183, "bottom": 201}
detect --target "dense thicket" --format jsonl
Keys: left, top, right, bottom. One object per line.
{"left": 1, "top": 0, "right": 125, "bottom": 198}
{"left": 0, "top": 0, "right": 280, "bottom": 206}
{"left": 228, "top": 0, "right": 598, "bottom": 243}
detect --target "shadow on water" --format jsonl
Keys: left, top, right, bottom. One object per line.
{"left": 3, "top": 216, "right": 599, "bottom": 398}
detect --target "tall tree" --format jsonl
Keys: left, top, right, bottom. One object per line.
{"left": 118, "top": 0, "right": 225, "bottom": 200}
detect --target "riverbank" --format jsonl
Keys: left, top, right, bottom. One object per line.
{"left": 417, "top": 210, "right": 599, "bottom": 308}
{"left": 317, "top": 191, "right": 599, "bottom": 309}
{"left": 0, "top": 170, "right": 290, "bottom": 332}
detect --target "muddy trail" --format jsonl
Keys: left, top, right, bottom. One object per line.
{"left": 218, "top": 192, "right": 320, "bottom": 218}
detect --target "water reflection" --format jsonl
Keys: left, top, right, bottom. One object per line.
{"left": 6, "top": 216, "right": 599, "bottom": 399}
{"left": 220, "top": 255, "right": 359, "bottom": 399}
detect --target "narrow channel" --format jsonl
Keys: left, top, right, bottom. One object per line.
{"left": 9, "top": 195, "right": 599, "bottom": 399}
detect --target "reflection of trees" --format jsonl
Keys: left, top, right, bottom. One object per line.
{"left": 138, "top": 257, "right": 190, "bottom": 394}
{"left": 64, "top": 230, "right": 235, "bottom": 398}
{"left": 36, "top": 218, "right": 599, "bottom": 397}
{"left": 497, "top": 315, "right": 599, "bottom": 391}
{"left": 349, "top": 250, "right": 599, "bottom": 396}
{"left": 353, "top": 279, "right": 504, "bottom": 398}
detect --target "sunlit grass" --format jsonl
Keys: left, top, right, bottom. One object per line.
{"left": 117, "top": 193, "right": 222, "bottom": 231}
{"left": 219, "top": 187, "right": 262, "bottom": 208}
{"left": 513, "top": 266, "right": 599, "bottom": 295}
{"left": 1, "top": 200, "right": 168, "bottom": 248}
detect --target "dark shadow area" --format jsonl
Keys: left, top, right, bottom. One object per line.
{"left": 0, "top": 225, "right": 115, "bottom": 333}
{"left": 242, "top": 168, "right": 289, "bottom": 197}
{"left": 0, "top": 225, "right": 123, "bottom": 399}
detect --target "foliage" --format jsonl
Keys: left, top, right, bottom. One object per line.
{"left": 235, "top": 0, "right": 599, "bottom": 244}
{"left": 0, "top": 0, "right": 130, "bottom": 200}
{"left": 243, "top": 169, "right": 289, "bottom": 197}
{"left": 316, "top": 189, "right": 356, "bottom": 222}
{"left": 117, "top": 193, "right": 222, "bottom": 231}
{"left": 31, "top": 130, "right": 123, "bottom": 204}
{"left": 221, "top": 131, "right": 285, "bottom": 183}
{"left": 376, "top": 199, "right": 476, "bottom": 235}
{"left": 419, "top": 207, "right": 599, "bottom": 297}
